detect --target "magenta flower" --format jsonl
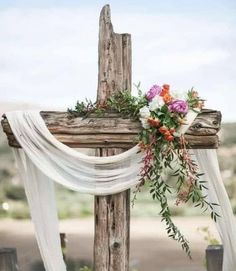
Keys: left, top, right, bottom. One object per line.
{"left": 168, "top": 100, "right": 188, "bottom": 114}
{"left": 146, "top": 85, "right": 162, "bottom": 101}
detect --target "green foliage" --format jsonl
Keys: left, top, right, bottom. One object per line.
{"left": 68, "top": 84, "right": 147, "bottom": 119}
{"left": 0, "top": 168, "right": 12, "bottom": 179}
{"left": 8, "top": 202, "right": 30, "bottom": 219}
{"left": 56, "top": 184, "right": 93, "bottom": 219}
{"left": 79, "top": 267, "right": 91, "bottom": 271}
{"left": 65, "top": 259, "right": 92, "bottom": 271}
{"left": 0, "top": 208, "right": 8, "bottom": 218}
{"left": 4, "top": 185, "right": 26, "bottom": 201}
{"left": 9, "top": 207, "right": 30, "bottom": 219}
{"left": 135, "top": 140, "right": 219, "bottom": 257}
{"left": 106, "top": 86, "right": 147, "bottom": 119}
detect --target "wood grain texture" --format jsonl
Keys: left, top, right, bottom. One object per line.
{"left": 94, "top": 5, "right": 131, "bottom": 271}
{"left": 1, "top": 109, "right": 221, "bottom": 149}
{"left": 94, "top": 149, "right": 130, "bottom": 271}
{"left": 186, "top": 109, "right": 221, "bottom": 135}
{"left": 96, "top": 6, "right": 131, "bottom": 104}
{"left": 3, "top": 133, "right": 219, "bottom": 149}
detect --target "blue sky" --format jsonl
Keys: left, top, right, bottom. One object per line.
{"left": 0, "top": 0, "right": 236, "bottom": 121}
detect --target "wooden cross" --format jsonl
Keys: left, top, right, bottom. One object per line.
{"left": 1, "top": 5, "right": 221, "bottom": 271}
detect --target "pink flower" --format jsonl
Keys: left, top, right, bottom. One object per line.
{"left": 146, "top": 85, "right": 162, "bottom": 101}
{"left": 168, "top": 100, "right": 188, "bottom": 114}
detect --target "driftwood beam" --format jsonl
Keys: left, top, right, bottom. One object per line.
{"left": 1, "top": 109, "right": 221, "bottom": 149}
{"left": 3, "top": 133, "right": 220, "bottom": 149}
{"left": 2, "top": 109, "right": 221, "bottom": 135}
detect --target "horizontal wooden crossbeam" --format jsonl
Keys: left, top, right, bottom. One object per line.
{"left": 1, "top": 109, "right": 221, "bottom": 149}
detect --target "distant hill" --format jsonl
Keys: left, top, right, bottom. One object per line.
{"left": 220, "top": 123, "right": 236, "bottom": 146}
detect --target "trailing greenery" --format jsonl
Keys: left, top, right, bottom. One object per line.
{"left": 68, "top": 83, "right": 219, "bottom": 257}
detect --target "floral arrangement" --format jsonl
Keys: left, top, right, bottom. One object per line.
{"left": 68, "top": 83, "right": 218, "bottom": 257}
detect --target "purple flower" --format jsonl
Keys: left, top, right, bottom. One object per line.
{"left": 146, "top": 85, "right": 162, "bottom": 101}
{"left": 168, "top": 100, "right": 188, "bottom": 114}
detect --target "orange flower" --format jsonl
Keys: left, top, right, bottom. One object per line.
{"left": 159, "top": 126, "right": 168, "bottom": 134}
{"left": 169, "top": 128, "right": 176, "bottom": 134}
{"left": 164, "top": 134, "right": 174, "bottom": 141}
{"left": 160, "top": 84, "right": 170, "bottom": 97}
{"left": 160, "top": 89, "right": 168, "bottom": 97}
{"left": 147, "top": 118, "right": 160, "bottom": 128}
{"left": 163, "top": 84, "right": 170, "bottom": 91}
{"left": 163, "top": 93, "right": 172, "bottom": 104}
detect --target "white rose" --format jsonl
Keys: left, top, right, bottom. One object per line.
{"left": 140, "top": 117, "right": 150, "bottom": 129}
{"left": 139, "top": 106, "right": 150, "bottom": 118}
{"left": 148, "top": 96, "right": 164, "bottom": 111}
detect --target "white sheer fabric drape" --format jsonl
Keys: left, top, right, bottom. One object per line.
{"left": 6, "top": 110, "right": 236, "bottom": 271}
{"left": 13, "top": 149, "right": 66, "bottom": 271}
{"left": 194, "top": 149, "right": 236, "bottom": 271}
{"left": 7, "top": 110, "right": 144, "bottom": 271}
{"left": 7, "top": 111, "right": 143, "bottom": 195}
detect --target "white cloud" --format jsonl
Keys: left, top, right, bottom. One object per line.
{"left": 0, "top": 7, "right": 235, "bottom": 121}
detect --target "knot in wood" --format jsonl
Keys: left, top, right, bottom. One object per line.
{"left": 212, "top": 120, "right": 218, "bottom": 126}
{"left": 113, "top": 241, "right": 120, "bottom": 249}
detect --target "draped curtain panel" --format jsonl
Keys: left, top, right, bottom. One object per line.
{"left": 6, "top": 111, "right": 236, "bottom": 271}
{"left": 194, "top": 149, "right": 236, "bottom": 270}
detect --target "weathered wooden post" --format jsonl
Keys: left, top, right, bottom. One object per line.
{"left": 1, "top": 4, "right": 222, "bottom": 271}
{"left": 206, "top": 245, "right": 223, "bottom": 271}
{"left": 94, "top": 5, "right": 131, "bottom": 271}
{"left": 0, "top": 248, "right": 19, "bottom": 271}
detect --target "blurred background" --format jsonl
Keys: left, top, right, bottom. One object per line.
{"left": 0, "top": 0, "right": 236, "bottom": 270}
